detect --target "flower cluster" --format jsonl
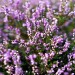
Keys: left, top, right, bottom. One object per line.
{"left": 0, "top": 0, "right": 75, "bottom": 75}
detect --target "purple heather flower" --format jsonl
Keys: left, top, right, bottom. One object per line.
{"left": 71, "top": 73, "right": 75, "bottom": 75}
{"left": 73, "top": 53, "right": 75, "bottom": 59}
{"left": 12, "top": 55, "right": 18, "bottom": 65}
{"left": 45, "top": 53, "right": 49, "bottom": 59}
{"left": 58, "top": 0, "right": 62, "bottom": 12}
{"left": 56, "top": 69, "right": 63, "bottom": 75}
{"left": 4, "top": 50, "right": 11, "bottom": 65}
{"left": 15, "top": 66, "right": 23, "bottom": 75}
{"left": 15, "top": 28, "right": 20, "bottom": 34}
{"left": 4, "top": 16, "right": 8, "bottom": 22}
{"left": 0, "top": 0, "right": 75, "bottom": 75}
{"left": 64, "top": 72, "right": 69, "bottom": 75}
{"left": 46, "top": 11, "right": 53, "bottom": 19}
{"left": 11, "top": 40, "right": 18, "bottom": 44}
{"left": 29, "top": 55, "right": 33, "bottom": 60}
{"left": 64, "top": 1, "right": 70, "bottom": 14}
{"left": 33, "top": 54, "right": 37, "bottom": 59}
{"left": 0, "top": 73, "right": 4, "bottom": 75}
{"left": 29, "top": 0, "right": 39, "bottom": 6}
{"left": 63, "top": 41, "right": 70, "bottom": 52}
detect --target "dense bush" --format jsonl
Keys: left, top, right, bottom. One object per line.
{"left": 0, "top": 0, "right": 75, "bottom": 75}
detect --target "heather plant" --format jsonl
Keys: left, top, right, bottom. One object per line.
{"left": 0, "top": 0, "right": 75, "bottom": 75}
